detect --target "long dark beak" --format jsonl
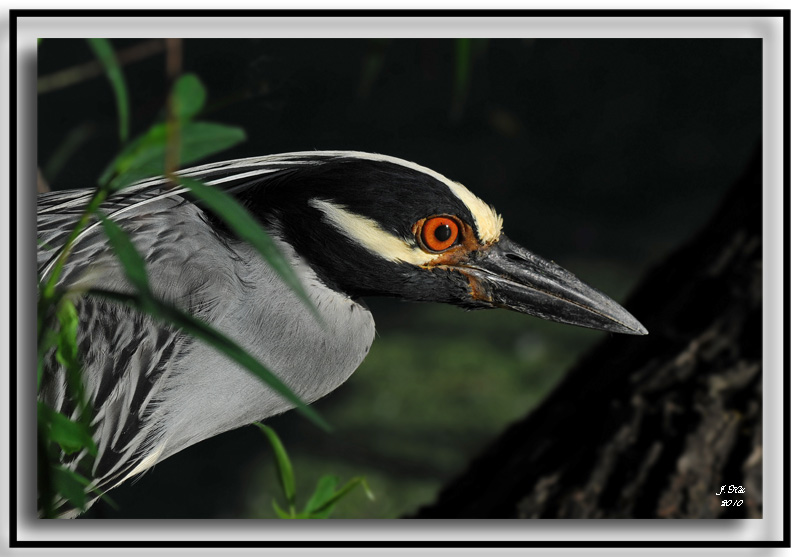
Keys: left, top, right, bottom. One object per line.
{"left": 461, "top": 235, "right": 648, "bottom": 335}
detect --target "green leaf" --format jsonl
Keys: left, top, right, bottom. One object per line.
{"left": 38, "top": 237, "right": 56, "bottom": 249}
{"left": 38, "top": 188, "right": 109, "bottom": 304}
{"left": 302, "top": 474, "right": 338, "bottom": 517}
{"left": 107, "top": 160, "right": 167, "bottom": 192}
{"left": 272, "top": 499, "right": 294, "bottom": 519}
{"left": 96, "top": 213, "right": 151, "bottom": 293}
{"left": 254, "top": 423, "right": 296, "bottom": 507}
{"left": 87, "top": 288, "right": 330, "bottom": 432}
{"left": 176, "top": 177, "right": 319, "bottom": 321}
{"left": 176, "top": 122, "right": 247, "bottom": 166}
{"left": 88, "top": 486, "right": 119, "bottom": 511}
{"left": 305, "top": 477, "right": 374, "bottom": 517}
{"left": 53, "top": 298, "right": 94, "bottom": 425}
{"left": 52, "top": 466, "right": 89, "bottom": 511}
{"left": 98, "top": 124, "right": 165, "bottom": 186}
{"left": 87, "top": 38, "right": 129, "bottom": 142}
{"left": 55, "top": 299, "right": 79, "bottom": 368}
{"left": 172, "top": 73, "right": 206, "bottom": 121}
{"left": 104, "top": 122, "right": 246, "bottom": 190}
{"left": 38, "top": 402, "right": 97, "bottom": 456}
{"left": 98, "top": 71, "right": 244, "bottom": 189}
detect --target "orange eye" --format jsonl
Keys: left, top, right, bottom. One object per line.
{"left": 420, "top": 216, "right": 460, "bottom": 252}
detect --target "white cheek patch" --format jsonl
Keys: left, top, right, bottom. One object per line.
{"left": 309, "top": 198, "right": 438, "bottom": 266}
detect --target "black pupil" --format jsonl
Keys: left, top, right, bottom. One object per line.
{"left": 434, "top": 224, "right": 452, "bottom": 242}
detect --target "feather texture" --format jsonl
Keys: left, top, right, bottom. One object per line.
{"left": 38, "top": 163, "right": 377, "bottom": 515}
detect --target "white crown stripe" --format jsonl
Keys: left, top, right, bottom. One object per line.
{"left": 273, "top": 151, "right": 503, "bottom": 244}
{"left": 39, "top": 151, "right": 503, "bottom": 278}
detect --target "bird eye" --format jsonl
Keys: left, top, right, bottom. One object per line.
{"left": 420, "top": 216, "right": 460, "bottom": 252}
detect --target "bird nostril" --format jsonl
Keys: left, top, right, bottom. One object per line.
{"left": 505, "top": 253, "right": 526, "bottom": 263}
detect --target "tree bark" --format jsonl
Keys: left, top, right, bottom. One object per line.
{"left": 414, "top": 145, "right": 763, "bottom": 519}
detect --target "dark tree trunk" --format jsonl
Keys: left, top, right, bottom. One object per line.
{"left": 414, "top": 145, "right": 763, "bottom": 519}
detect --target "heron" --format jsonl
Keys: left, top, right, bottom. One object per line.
{"left": 37, "top": 151, "right": 646, "bottom": 516}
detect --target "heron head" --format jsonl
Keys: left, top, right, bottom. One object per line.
{"left": 241, "top": 152, "right": 646, "bottom": 336}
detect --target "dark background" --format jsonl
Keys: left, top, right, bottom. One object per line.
{"left": 37, "top": 38, "right": 761, "bottom": 518}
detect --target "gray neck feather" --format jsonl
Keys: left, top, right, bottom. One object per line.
{"left": 154, "top": 238, "right": 376, "bottom": 462}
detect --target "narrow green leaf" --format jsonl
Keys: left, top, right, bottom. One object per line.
{"left": 175, "top": 122, "right": 246, "bottom": 165}
{"left": 305, "top": 477, "right": 373, "bottom": 517}
{"left": 176, "top": 177, "right": 319, "bottom": 321}
{"left": 103, "top": 122, "right": 246, "bottom": 191}
{"left": 96, "top": 213, "right": 151, "bottom": 293}
{"left": 254, "top": 423, "right": 296, "bottom": 507}
{"left": 55, "top": 299, "right": 79, "bottom": 368}
{"left": 38, "top": 402, "right": 97, "bottom": 456}
{"left": 52, "top": 466, "right": 88, "bottom": 511}
{"left": 53, "top": 298, "right": 95, "bottom": 429}
{"left": 302, "top": 474, "right": 338, "bottom": 516}
{"left": 87, "top": 39, "right": 129, "bottom": 142}
{"left": 87, "top": 288, "right": 330, "bottom": 431}
{"left": 108, "top": 158, "right": 167, "bottom": 192}
{"left": 39, "top": 188, "right": 108, "bottom": 302}
{"left": 307, "top": 508, "right": 334, "bottom": 519}
{"left": 99, "top": 124, "right": 166, "bottom": 186}
{"left": 172, "top": 73, "right": 206, "bottom": 121}
{"left": 362, "top": 479, "right": 375, "bottom": 502}
{"left": 98, "top": 71, "right": 243, "bottom": 189}
{"left": 272, "top": 499, "right": 294, "bottom": 519}
{"left": 85, "top": 483, "right": 118, "bottom": 511}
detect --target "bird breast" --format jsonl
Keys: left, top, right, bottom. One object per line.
{"left": 153, "top": 234, "right": 377, "bottom": 460}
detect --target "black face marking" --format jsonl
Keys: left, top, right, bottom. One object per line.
{"left": 269, "top": 159, "right": 475, "bottom": 235}
{"left": 200, "top": 154, "right": 486, "bottom": 305}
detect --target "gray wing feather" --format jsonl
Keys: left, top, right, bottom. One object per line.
{"left": 38, "top": 152, "right": 376, "bottom": 515}
{"left": 38, "top": 190, "right": 199, "bottom": 503}
{"left": 38, "top": 182, "right": 242, "bottom": 504}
